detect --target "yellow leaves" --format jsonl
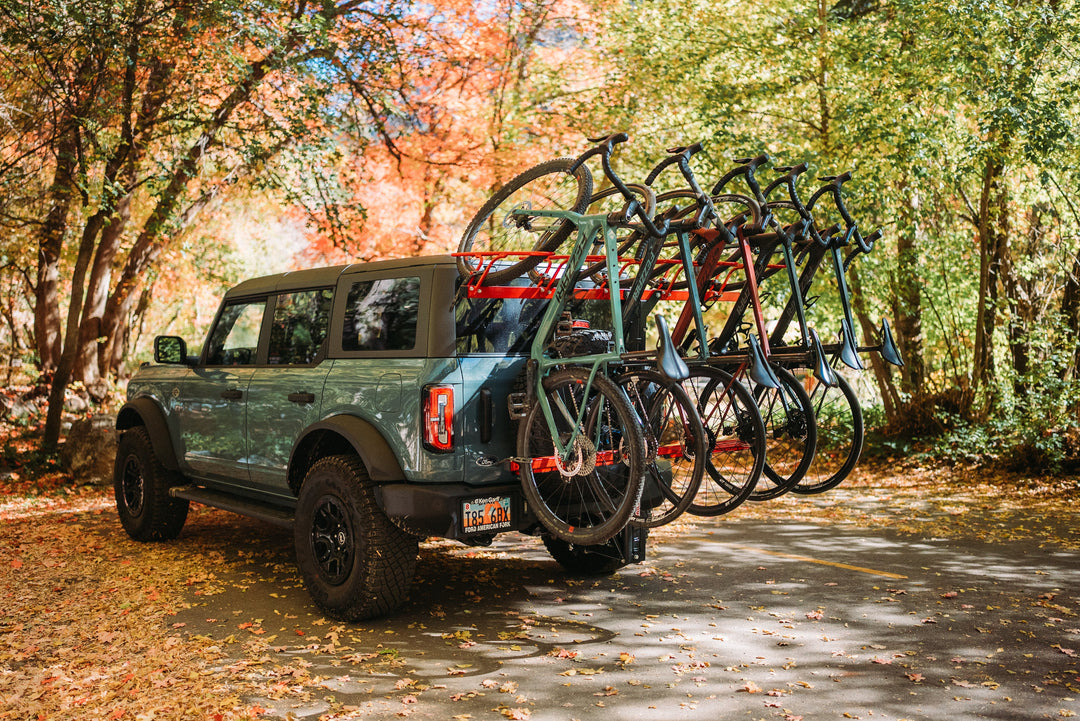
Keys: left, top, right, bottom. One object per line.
{"left": 559, "top": 667, "right": 604, "bottom": 677}
{"left": 740, "top": 680, "right": 763, "bottom": 693}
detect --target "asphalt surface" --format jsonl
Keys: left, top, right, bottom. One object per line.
{"left": 172, "top": 513, "right": 1080, "bottom": 721}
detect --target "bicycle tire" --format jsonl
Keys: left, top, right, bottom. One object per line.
{"left": 458, "top": 158, "right": 593, "bottom": 285}
{"left": 748, "top": 365, "right": 818, "bottom": 500}
{"left": 684, "top": 365, "right": 764, "bottom": 517}
{"left": 517, "top": 367, "right": 645, "bottom": 545}
{"left": 617, "top": 368, "right": 705, "bottom": 529}
{"left": 791, "top": 369, "right": 864, "bottom": 494}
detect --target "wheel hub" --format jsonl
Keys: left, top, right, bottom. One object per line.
{"left": 311, "top": 497, "right": 354, "bottom": 586}
{"left": 555, "top": 434, "right": 596, "bottom": 477}
{"left": 121, "top": 457, "right": 145, "bottom": 516}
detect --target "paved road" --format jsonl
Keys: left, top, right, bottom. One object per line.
{"left": 172, "top": 513, "right": 1080, "bottom": 720}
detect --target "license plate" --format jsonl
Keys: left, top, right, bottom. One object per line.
{"left": 462, "top": 496, "right": 512, "bottom": 534}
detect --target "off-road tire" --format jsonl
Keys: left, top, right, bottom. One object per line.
{"left": 113, "top": 426, "right": 189, "bottom": 541}
{"left": 294, "top": 455, "right": 419, "bottom": 621}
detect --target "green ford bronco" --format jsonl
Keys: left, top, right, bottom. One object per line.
{"left": 114, "top": 255, "right": 645, "bottom": 620}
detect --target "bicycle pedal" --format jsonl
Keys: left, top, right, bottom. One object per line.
{"left": 507, "top": 392, "right": 529, "bottom": 421}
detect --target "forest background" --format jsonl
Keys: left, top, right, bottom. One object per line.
{"left": 0, "top": 0, "right": 1078, "bottom": 474}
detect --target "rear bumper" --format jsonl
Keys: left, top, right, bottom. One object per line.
{"left": 375, "top": 482, "right": 536, "bottom": 540}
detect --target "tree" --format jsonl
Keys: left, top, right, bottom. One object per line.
{"left": 0, "top": 0, "right": 424, "bottom": 447}
{"left": 296, "top": 0, "right": 591, "bottom": 265}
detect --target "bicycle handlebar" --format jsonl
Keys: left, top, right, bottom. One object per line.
{"left": 642, "top": 143, "right": 715, "bottom": 231}
{"left": 568, "top": 132, "right": 630, "bottom": 174}
{"left": 806, "top": 170, "right": 878, "bottom": 253}
{"left": 643, "top": 143, "right": 703, "bottom": 186}
{"left": 762, "top": 162, "right": 809, "bottom": 202}
{"left": 569, "top": 132, "right": 671, "bottom": 237}
{"left": 807, "top": 171, "right": 881, "bottom": 253}
{"left": 710, "top": 153, "right": 769, "bottom": 199}
{"left": 818, "top": 170, "right": 853, "bottom": 184}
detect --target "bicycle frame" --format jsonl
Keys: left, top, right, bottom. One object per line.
{"left": 515, "top": 208, "right": 629, "bottom": 468}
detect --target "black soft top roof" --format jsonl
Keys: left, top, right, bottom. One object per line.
{"left": 223, "top": 254, "right": 456, "bottom": 299}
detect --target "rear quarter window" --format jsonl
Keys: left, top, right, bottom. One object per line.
{"left": 341, "top": 276, "right": 421, "bottom": 352}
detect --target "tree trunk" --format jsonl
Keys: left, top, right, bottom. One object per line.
{"left": 1061, "top": 247, "right": 1080, "bottom": 384}
{"left": 849, "top": 265, "right": 901, "bottom": 424}
{"left": 970, "top": 156, "right": 1007, "bottom": 418}
{"left": 1000, "top": 204, "right": 1039, "bottom": 401}
{"left": 42, "top": 213, "right": 106, "bottom": 448}
{"left": 815, "top": 0, "right": 832, "bottom": 153}
{"left": 894, "top": 177, "right": 926, "bottom": 396}
{"left": 33, "top": 131, "right": 79, "bottom": 374}
{"left": 73, "top": 193, "right": 131, "bottom": 389}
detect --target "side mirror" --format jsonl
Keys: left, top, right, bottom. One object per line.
{"left": 154, "top": 336, "right": 189, "bottom": 365}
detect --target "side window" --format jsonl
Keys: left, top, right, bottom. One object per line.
{"left": 268, "top": 288, "right": 334, "bottom": 365}
{"left": 205, "top": 300, "right": 265, "bottom": 366}
{"left": 342, "top": 277, "right": 420, "bottom": 352}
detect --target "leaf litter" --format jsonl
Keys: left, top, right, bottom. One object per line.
{"left": 2, "top": 458, "right": 1078, "bottom": 719}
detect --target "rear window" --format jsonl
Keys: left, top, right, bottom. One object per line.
{"left": 454, "top": 294, "right": 613, "bottom": 355}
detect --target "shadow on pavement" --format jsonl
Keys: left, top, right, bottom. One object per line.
{"left": 167, "top": 507, "right": 1080, "bottom": 721}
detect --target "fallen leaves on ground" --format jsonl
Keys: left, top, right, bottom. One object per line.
{"left": 723, "top": 461, "right": 1079, "bottom": 550}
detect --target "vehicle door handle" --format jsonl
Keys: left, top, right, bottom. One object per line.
{"left": 288, "top": 392, "right": 316, "bottom": 404}
{"left": 220, "top": 389, "right": 243, "bottom": 400}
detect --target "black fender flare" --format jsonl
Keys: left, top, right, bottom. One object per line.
{"left": 289, "top": 415, "right": 405, "bottom": 492}
{"left": 115, "top": 397, "right": 180, "bottom": 471}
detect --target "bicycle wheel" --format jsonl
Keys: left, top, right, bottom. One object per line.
{"left": 748, "top": 364, "right": 818, "bottom": 500}
{"left": 517, "top": 367, "right": 645, "bottom": 544}
{"left": 458, "top": 158, "right": 593, "bottom": 285}
{"left": 577, "top": 183, "right": 655, "bottom": 281}
{"left": 791, "top": 369, "right": 863, "bottom": 494}
{"left": 684, "top": 366, "right": 764, "bottom": 516}
{"left": 617, "top": 368, "right": 705, "bottom": 529}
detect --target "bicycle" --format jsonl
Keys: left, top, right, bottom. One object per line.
{"left": 763, "top": 167, "right": 902, "bottom": 493}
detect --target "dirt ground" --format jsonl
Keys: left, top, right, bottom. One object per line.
{"left": 1, "top": 460, "right": 1077, "bottom": 720}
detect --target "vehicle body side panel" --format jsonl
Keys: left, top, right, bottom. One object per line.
{"left": 319, "top": 357, "right": 462, "bottom": 483}
{"left": 246, "top": 363, "right": 331, "bottom": 493}
{"left": 170, "top": 367, "right": 255, "bottom": 484}
{"left": 115, "top": 394, "right": 181, "bottom": 471}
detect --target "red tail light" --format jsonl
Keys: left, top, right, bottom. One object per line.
{"left": 423, "top": 385, "right": 454, "bottom": 453}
